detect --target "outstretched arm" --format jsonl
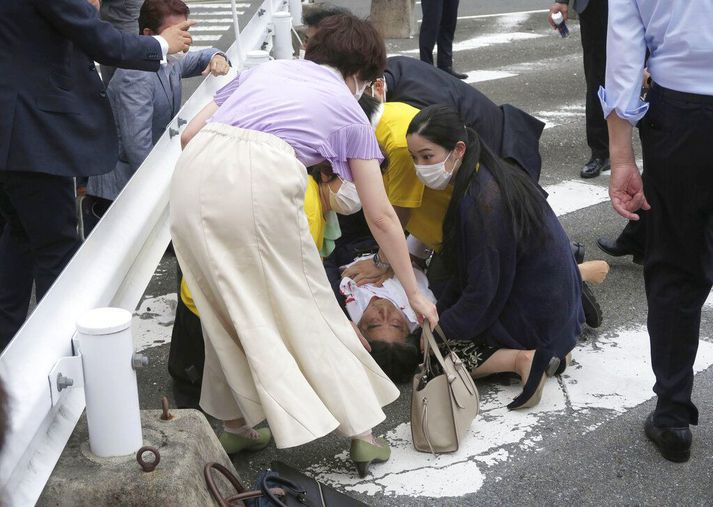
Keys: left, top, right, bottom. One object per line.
{"left": 181, "top": 101, "right": 218, "bottom": 149}
{"left": 350, "top": 158, "right": 438, "bottom": 327}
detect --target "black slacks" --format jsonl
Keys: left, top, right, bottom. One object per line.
{"left": 579, "top": 0, "right": 609, "bottom": 160}
{"left": 419, "top": 0, "right": 460, "bottom": 69}
{"left": 0, "top": 171, "right": 80, "bottom": 348}
{"left": 617, "top": 211, "right": 647, "bottom": 255}
{"left": 640, "top": 85, "right": 713, "bottom": 427}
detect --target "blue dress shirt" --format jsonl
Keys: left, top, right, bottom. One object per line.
{"left": 599, "top": 0, "right": 713, "bottom": 125}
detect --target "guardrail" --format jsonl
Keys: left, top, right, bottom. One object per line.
{"left": 0, "top": 1, "right": 289, "bottom": 504}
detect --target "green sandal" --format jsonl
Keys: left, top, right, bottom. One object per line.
{"left": 219, "top": 427, "right": 272, "bottom": 454}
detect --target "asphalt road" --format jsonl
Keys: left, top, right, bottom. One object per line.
{"left": 132, "top": 1, "right": 713, "bottom": 505}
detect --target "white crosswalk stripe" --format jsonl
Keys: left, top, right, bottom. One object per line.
{"left": 401, "top": 32, "right": 544, "bottom": 54}
{"left": 185, "top": 1, "right": 248, "bottom": 50}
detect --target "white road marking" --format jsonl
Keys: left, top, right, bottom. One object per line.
{"left": 401, "top": 32, "right": 544, "bottom": 55}
{"left": 189, "top": 3, "right": 250, "bottom": 8}
{"left": 307, "top": 328, "right": 713, "bottom": 498}
{"left": 191, "top": 11, "right": 242, "bottom": 16}
{"left": 188, "top": 45, "right": 213, "bottom": 52}
{"left": 192, "top": 34, "right": 223, "bottom": 42}
{"left": 417, "top": 9, "right": 550, "bottom": 23}
{"left": 705, "top": 292, "right": 713, "bottom": 309}
{"left": 536, "top": 103, "right": 586, "bottom": 129}
{"left": 464, "top": 70, "right": 518, "bottom": 84}
{"left": 190, "top": 25, "right": 232, "bottom": 32}
{"left": 133, "top": 294, "right": 177, "bottom": 352}
{"left": 544, "top": 180, "right": 610, "bottom": 216}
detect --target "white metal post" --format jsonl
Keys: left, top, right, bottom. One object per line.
{"left": 244, "top": 50, "right": 271, "bottom": 68}
{"left": 272, "top": 11, "right": 293, "bottom": 60}
{"left": 230, "top": 0, "right": 244, "bottom": 68}
{"left": 77, "top": 308, "right": 143, "bottom": 457}
{"left": 289, "top": 0, "right": 303, "bottom": 27}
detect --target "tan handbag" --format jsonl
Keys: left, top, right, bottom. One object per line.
{"left": 410, "top": 323, "right": 479, "bottom": 453}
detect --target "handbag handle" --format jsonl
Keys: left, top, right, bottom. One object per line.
{"left": 421, "top": 322, "right": 452, "bottom": 377}
{"left": 261, "top": 474, "right": 309, "bottom": 506}
{"left": 204, "top": 462, "right": 248, "bottom": 507}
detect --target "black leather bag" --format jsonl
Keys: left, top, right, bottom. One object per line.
{"left": 204, "top": 461, "right": 368, "bottom": 507}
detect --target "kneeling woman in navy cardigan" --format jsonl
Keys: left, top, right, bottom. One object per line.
{"left": 406, "top": 105, "right": 584, "bottom": 409}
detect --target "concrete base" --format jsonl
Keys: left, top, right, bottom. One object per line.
{"left": 38, "top": 410, "right": 237, "bottom": 506}
{"left": 370, "top": 0, "right": 417, "bottom": 39}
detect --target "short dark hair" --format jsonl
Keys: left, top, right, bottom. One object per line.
{"left": 304, "top": 15, "right": 386, "bottom": 82}
{"left": 139, "top": 0, "right": 190, "bottom": 34}
{"left": 369, "top": 334, "right": 420, "bottom": 384}
{"left": 358, "top": 93, "right": 382, "bottom": 124}
{"left": 302, "top": 3, "right": 351, "bottom": 28}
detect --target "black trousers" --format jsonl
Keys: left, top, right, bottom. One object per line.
{"left": 0, "top": 171, "right": 80, "bottom": 349}
{"left": 579, "top": 0, "right": 609, "bottom": 160}
{"left": 419, "top": 0, "right": 460, "bottom": 69}
{"left": 617, "top": 211, "right": 647, "bottom": 255}
{"left": 640, "top": 85, "right": 713, "bottom": 427}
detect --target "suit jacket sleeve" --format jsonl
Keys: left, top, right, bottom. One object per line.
{"left": 31, "top": 0, "right": 161, "bottom": 71}
{"left": 108, "top": 71, "right": 156, "bottom": 173}
{"left": 180, "top": 48, "right": 222, "bottom": 78}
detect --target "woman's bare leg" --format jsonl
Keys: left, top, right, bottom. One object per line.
{"left": 471, "top": 349, "right": 535, "bottom": 381}
{"left": 578, "top": 260, "right": 610, "bottom": 284}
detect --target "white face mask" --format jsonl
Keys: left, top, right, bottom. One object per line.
{"left": 328, "top": 179, "right": 362, "bottom": 215}
{"left": 414, "top": 151, "right": 459, "bottom": 190}
{"left": 351, "top": 75, "right": 368, "bottom": 100}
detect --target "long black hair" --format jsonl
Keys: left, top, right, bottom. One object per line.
{"left": 406, "top": 105, "right": 547, "bottom": 276}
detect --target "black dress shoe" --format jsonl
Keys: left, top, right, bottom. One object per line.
{"left": 597, "top": 237, "right": 643, "bottom": 265}
{"left": 644, "top": 412, "right": 691, "bottom": 463}
{"left": 571, "top": 241, "right": 585, "bottom": 264}
{"left": 581, "top": 282, "right": 602, "bottom": 328}
{"left": 439, "top": 67, "right": 468, "bottom": 79}
{"left": 580, "top": 157, "right": 610, "bottom": 179}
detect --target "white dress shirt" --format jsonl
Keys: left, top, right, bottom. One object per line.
{"left": 340, "top": 257, "right": 436, "bottom": 333}
{"left": 598, "top": 0, "right": 713, "bottom": 125}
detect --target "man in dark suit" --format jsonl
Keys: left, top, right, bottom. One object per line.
{"left": 419, "top": 0, "right": 467, "bottom": 79}
{"left": 549, "top": 0, "right": 610, "bottom": 179}
{"left": 384, "top": 56, "right": 545, "bottom": 183}
{"left": 0, "top": 0, "right": 194, "bottom": 348}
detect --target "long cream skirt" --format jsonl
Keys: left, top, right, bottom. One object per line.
{"left": 169, "top": 123, "right": 399, "bottom": 448}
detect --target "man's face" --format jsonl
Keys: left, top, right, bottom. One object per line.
{"left": 358, "top": 298, "right": 409, "bottom": 344}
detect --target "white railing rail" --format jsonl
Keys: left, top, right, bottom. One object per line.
{"left": 0, "top": 1, "right": 289, "bottom": 504}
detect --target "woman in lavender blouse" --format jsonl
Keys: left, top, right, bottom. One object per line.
{"left": 170, "top": 15, "right": 438, "bottom": 477}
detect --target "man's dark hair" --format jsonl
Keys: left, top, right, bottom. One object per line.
{"left": 139, "top": 0, "right": 190, "bottom": 34}
{"left": 302, "top": 3, "right": 351, "bottom": 28}
{"left": 369, "top": 334, "right": 420, "bottom": 384}
{"left": 358, "top": 94, "right": 382, "bottom": 124}
{"left": 304, "top": 14, "right": 386, "bottom": 82}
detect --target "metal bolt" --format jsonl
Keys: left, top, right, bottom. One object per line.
{"left": 132, "top": 353, "right": 149, "bottom": 369}
{"left": 160, "top": 396, "right": 174, "bottom": 421}
{"left": 169, "top": 127, "right": 179, "bottom": 139}
{"left": 177, "top": 116, "right": 187, "bottom": 127}
{"left": 57, "top": 373, "right": 74, "bottom": 392}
